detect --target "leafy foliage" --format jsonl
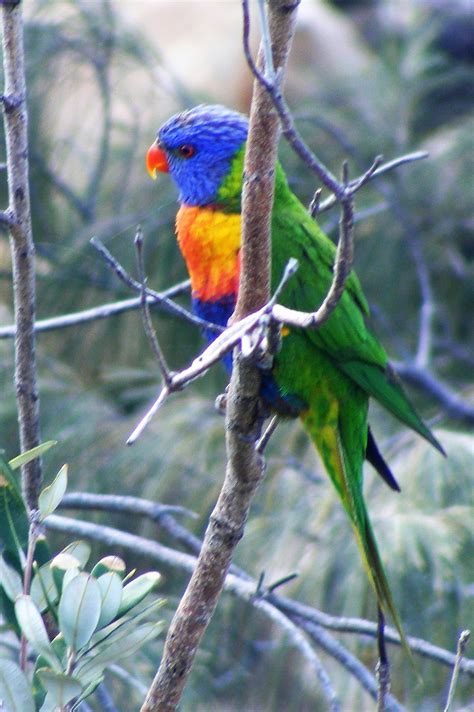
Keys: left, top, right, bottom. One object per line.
{"left": 0, "top": 451, "right": 163, "bottom": 711}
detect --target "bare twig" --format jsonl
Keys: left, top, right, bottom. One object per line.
{"left": 0, "top": 283, "right": 190, "bottom": 339}
{"left": 1, "top": 1, "right": 42, "bottom": 508}
{"left": 252, "top": 594, "right": 342, "bottom": 712}
{"left": 268, "top": 594, "right": 474, "bottom": 674}
{"left": 315, "top": 152, "right": 429, "bottom": 214}
{"left": 0, "top": 207, "right": 14, "bottom": 227}
{"left": 134, "top": 226, "right": 173, "bottom": 387}
{"left": 59, "top": 491, "right": 252, "bottom": 582}
{"left": 256, "top": 414, "right": 279, "bottom": 453}
{"left": 290, "top": 616, "right": 404, "bottom": 712}
{"left": 443, "top": 630, "right": 470, "bottom": 712}
{"left": 90, "top": 237, "right": 221, "bottom": 333}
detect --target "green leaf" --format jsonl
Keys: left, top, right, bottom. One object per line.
{"left": 91, "top": 555, "right": 126, "bottom": 579}
{"left": 51, "top": 552, "right": 81, "bottom": 593}
{"left": 37, "top": 670, "right": 82, "bottom": 711}
{"left": 14, "top": 595, "right": 61, "bottom": 671}
{"left": 75, "top": 621, "right": 162, "bottom": 686}
{"left": 0, "top": 555, "right": 23, "bottom": 601}
{"left": 59, "top": 540, "right": 91, "bottom": 569}
{"left": 0, "top": 453, "right": 29, "bottom": 557}
{"left": 8, "top": 441, "right": 57, "bottom": 471}
{"left": 38, "top": 464, "right": 68, "bottom": 521}
{"left": 0, "top": 658, "right": 35, "bottom": 712}
{"left": 117, "top": 571, "right": 161, "bottom": 616}
{"left": 86, "top": 598, "right": 164, "bottom": 654}
{"left": 30, "top": 563, "right": 59, "bottom": 612}
{"left": 58, "top": 573, "right": 102, "bottom": 651}
{"left": 62, "top": 566, "right": 81, "bottom": 591}
{"left": 70, "top": 675, "right": 104, "bottom": 710}
{"left": 96, "top": 572, "right": 123, "bottom": 628}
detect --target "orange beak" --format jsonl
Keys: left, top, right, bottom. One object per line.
{"left": 146, "top": 141, "right": 169, "bottom": 179}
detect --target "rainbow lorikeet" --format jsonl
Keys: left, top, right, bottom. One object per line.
{"left": 146, "top": 104, "right": 444, "bottom": 644}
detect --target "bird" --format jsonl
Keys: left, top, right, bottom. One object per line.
{"left": 146, "top": 104, "right": 445, "bottom": 650}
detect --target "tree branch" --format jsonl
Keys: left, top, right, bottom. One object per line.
{"left": 1, "top": 0, "right": 42, "bottom": 508}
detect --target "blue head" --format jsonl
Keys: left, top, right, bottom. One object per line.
{"left": 147, "top": 105, "right": 249, "bottom": 206}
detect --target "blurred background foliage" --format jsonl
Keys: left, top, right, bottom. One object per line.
{"left": 0, "top": 0, "right": 473, "bottom": 709}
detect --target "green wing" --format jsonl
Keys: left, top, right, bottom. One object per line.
{"left": 271, "top": 163, "right": 444, "bottom": 454}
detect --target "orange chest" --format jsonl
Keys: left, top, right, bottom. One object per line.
{"left": 176, "top": 205, "right": 241, "bottom": 302}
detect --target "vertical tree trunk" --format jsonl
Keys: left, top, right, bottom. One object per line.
{"left": 1, "top": 0, "right": 42, "bottom": 508}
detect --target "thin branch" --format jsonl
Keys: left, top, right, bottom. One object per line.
{"left": 107, "top": 665, "right": 149, "bottom": 698}
{"left": 443, "top": 630, "right": 470, "bottom": 712}
{"left": 256, "top": 414, "right": 279, "bottom": 453}
{"left": 134, "top": 226, "right": 173, "bottom": 387}
{"left": 252, "top": 595, "right": 342, "bottom": 712}
{"left": 0, "top": 207, "right": 14, "bottom": 227}
{"left": 90, "top": 237, "right": 222, "bottom": 333}
{"left": 0, "top": 283, "right": 193, "bottom": 339}
{"left": 126, "top": 306, "right": 271, "bottom": 444}
{"left": 289, "top": 616, "right": 404, "bottom": 712}
{"left": 267, "top": 594, "right": 474, "bottom": 674}
{"left": 60, "top": 492, "right": 195, "bottom": 521}
{"left": 59, "top": 491, "right": 252, "bottom": 582}
{"left": 1, "top": 1, "right": 42, "bottom": 508}
{"left": 315, "top": 152, "right": 429, "bottom": 215}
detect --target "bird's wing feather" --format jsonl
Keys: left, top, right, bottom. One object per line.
{"left": 271, "top": 169, "right": 444, "bottom": 453}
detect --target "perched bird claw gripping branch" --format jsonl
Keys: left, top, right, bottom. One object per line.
{"left": 146, "top": 104, "right": 445, "bottom": 657}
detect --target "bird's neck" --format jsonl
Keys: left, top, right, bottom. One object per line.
{"left": 176, "top": 204, "right": 241, "bottom": 304}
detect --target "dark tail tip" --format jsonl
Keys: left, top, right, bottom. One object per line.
{"left": 366, "top": 427, "right": 401, "bottom": 492}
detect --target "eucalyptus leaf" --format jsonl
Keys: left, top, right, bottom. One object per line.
{"left": 0, "top": 658, "right": 35, "bottom": 712}
{"left": 96, "top": 572, "right": 123, "bottom": 628}
{"left": 86, "top": 598, "right": 164, "bottom": 653}
{"left": 70, "top": 675, "right": 104, "bottom": 710}
{"left": 37, "top": 670, "right": 82, "bottom": 711}
{"left": 117, "top": 571, "right": 161, "bottom": 616}
{"left": 75, "top": 621, "right": 162, "bottom": 685}
{"left": 62, "top": 566, "right": 81, "bottom": 591}
{"left": 14, "top": 595, "right": 61, "bottom": 671}
{"left": 38, "top": 464, "right": 68, "bottom": 521}
{"left": 0, "top": 453, "right": 29, "bottom": 557}
{"left": 91, "top": 555, "right": 126, "bottom": 579}
{"left": 30, "top": 563, "right": 59, "bottom": 612}
{"left": 51, "top": 552, "right": 81, "bottom": 592}
{"left": 58, "top": 573, "right": 102, "bottom": 651}
{"left": 8, "top": 441, "right": 57, "bottom": 471}
{"left": 0, "top": 555, "right": 23, "bottom": 601}
{"left": 59, "top": 540, "right": 91, "bottom": 568}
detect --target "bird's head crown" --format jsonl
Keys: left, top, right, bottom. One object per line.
{"left": 150, "top": 105, "right": 249, "bottom": 207}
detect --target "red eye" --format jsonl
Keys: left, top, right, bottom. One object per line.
{"left": 178, "top": 144, "right": 195, "bottom": 158}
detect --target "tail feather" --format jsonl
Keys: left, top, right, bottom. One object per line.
{"left": 303, "top": 409, "right": 413, "bottom": 662}
{"left": 366, "top": 427, "right": 401, "bottom": 492}
{"left": 352, "top": 506, "right": 413, "bottom": 662}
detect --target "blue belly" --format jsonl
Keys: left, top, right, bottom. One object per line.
{"left": 193, "top": 295, "right": 304, "bottom": 417}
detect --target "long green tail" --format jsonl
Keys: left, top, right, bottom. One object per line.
{"left": 301, "top": 406, "right": 414, "bottom": 663}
